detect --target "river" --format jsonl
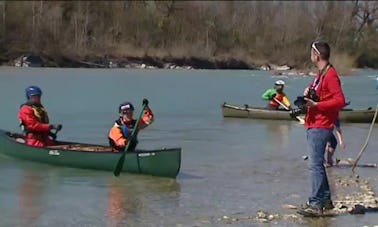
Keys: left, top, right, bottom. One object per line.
{"left": 0, "top": 67, "right": 377, "bottom": 226}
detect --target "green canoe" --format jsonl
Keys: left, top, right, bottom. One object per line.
{"left": 222, "top": 103, "right": 377, "bottom": 123}
{"left": 0, "top": 129, "right": 181, "bottom": 178}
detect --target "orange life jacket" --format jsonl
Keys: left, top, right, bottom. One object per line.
{"left": 108, "top": 119, "right": 137, "bottom": 151}
{"left": 269, "top": 93, "right": 284, "bottom": 107}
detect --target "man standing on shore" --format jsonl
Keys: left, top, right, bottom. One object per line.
{"left": 297, "top": 41, "right": 346, "bottom": 217}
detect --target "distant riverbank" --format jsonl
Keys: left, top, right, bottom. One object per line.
{"left": 0, "top": 53, "right": 262, "bottom": 70}
{"left": 0, "top": 52, "right": 366, "bottom": 77}
{"left": 1, "top": 1, "right": 378, "bottom": 77}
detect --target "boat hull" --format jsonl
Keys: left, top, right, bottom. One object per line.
{"left": 0, "top": 129, "right": 181, "bottom": 178}
{"left": 222, "top": 103, "right": 377, "bottom": 123}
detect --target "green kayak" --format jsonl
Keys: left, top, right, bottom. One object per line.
{"left": 0, "top": 129, "right": 181, "bottom": 178}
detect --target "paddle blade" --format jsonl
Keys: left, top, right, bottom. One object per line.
{"left": 113, "top": 153, "right": 126, "bottom": 177}
{"left": 296, "top": 116, "right": 305, "bottom": 124}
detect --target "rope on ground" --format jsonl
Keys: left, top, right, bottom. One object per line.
{"left": 352, "top": 103, "right": 378, "bottom": 174}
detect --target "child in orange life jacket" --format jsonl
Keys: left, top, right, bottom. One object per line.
{"left": 262, "top": 80, "right": 291, "bottom": 110}
{"left": 18, "top": 86, "right": 62, "bottom": 147}
{"left": 108, "top": 102, "right": 154, "bottom": 151}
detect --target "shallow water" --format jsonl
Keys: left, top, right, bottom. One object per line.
{"left": 0, "top": 67, "right": 377, "bottom": 226}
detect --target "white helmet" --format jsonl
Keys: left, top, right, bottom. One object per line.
{"left": 275, "top": 80, "right": 285, "bottom": 85}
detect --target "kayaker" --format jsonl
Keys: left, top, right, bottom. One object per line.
{"left": 261, "top": 80, "right": 291, "bottom": 110}
{"left": 297, "top": 41, "right": 346, "bottom": 217}
{"left": 18, "top": 86, "right": 62, "bottom": 147}
{"left": 325, "top": 119, "right": 345, "bottom": 167}
{"left": 108, "top": 102, "right": 154, "bottom": 151}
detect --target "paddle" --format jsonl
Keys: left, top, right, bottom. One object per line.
{"left": 113, "top": 99, "right": 149, "bottom": 177}
{"left": 273, "top": 97, "right": 305, "bottom": 124}
{"left": 351, "top": 104, "right": 378, "bottom": 174}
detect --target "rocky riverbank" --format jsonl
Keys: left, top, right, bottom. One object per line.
{"left": 2, "top": 53, "right": 257, "bottom": 70}
{"left": 2, "top": 53, "right": 362, "bottom": 77}
{"left": 212, "top": 174, "right": 378, "bottom": 225}
{"left": 2, "top": 53, "right": 321, "bottom": 75}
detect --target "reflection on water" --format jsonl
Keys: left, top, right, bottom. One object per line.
{"left": 18, "top": 171, "right": 44, "bottom": 226}
{"left": 265, "top": 122, "right": 291, "bottom": 150}
{"left": 106, "top": 182, "right": 128, "bottom": 226}
{"left": 105, "top": 177, "right": 181, "bottom": 226}
{"left": 6, "top": 159, "right": 183, "bottom": 227}
{"left": 304, "top": 217, "right": 332, "bottom": 227}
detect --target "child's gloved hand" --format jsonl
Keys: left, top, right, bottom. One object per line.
{"left": 142, "top": 108, "right": 154, "bottom": 125}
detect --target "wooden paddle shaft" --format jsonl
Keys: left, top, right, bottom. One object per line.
{"left": 273, "top": 97, "right": 289, "bottom": 110}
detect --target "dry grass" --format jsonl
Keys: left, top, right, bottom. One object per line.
{"left": 1, "top": 1, "right": 377, "bottom": 70}
{"left": 332, "top": 53, "right": 357, "bottom": 76}
{"left": 111, "top": 44, "right": 148, "bottom": 58}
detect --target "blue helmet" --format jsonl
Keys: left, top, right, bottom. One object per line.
{"left": 118, "top": 102, "right": 134, "bottom": 114}
{"left": 25, "top": 86, "right": 42, "bottom": 99}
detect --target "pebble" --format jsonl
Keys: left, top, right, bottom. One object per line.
{"left": 256, "top": 211, "right": 267, "bottom": 219}
{"left": 282, "top": 204, "right": 297, "bottom": 209}
{"left": 289, "top": 194, "right": 301, "bottom": 198}
{"left": 365, "top": 195, "right": 375, "bottom": 200}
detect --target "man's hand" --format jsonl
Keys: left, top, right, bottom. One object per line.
{"left": 49, "top": 132, "right": 57, "bottom": 140}
{"left": 142, "top": 98, "right": 149, "bottom": 106}
{"left": 303, "top": 87, "right": 310, "bottom": 96}
{"left": 304, "top": 97, "right": 317, "bottom": 108}
{"left": 50, "top": 124, "right": 62, "bottom": 131}
{"left": 142, "top": 108, "right": 154, "bottom": 125}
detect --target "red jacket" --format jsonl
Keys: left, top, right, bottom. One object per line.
{"left": 305, "top": 66, "right": 345, "bottom": 129}
{"left": 18, "top": 103, "right": 54, "bottom": 147}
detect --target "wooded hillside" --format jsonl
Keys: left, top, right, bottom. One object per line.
{"left": 0, "top": 1, "right": 377, "bottom": 69}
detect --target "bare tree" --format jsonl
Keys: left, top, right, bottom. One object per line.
{"left": 353, "top": 0, "right": 378, "bottom": 43}
{"left": 0, "top": 1, "right": 377, "bottom": 68}
{"left": 1, "top": 1, "right": 5, "bottom": 38}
